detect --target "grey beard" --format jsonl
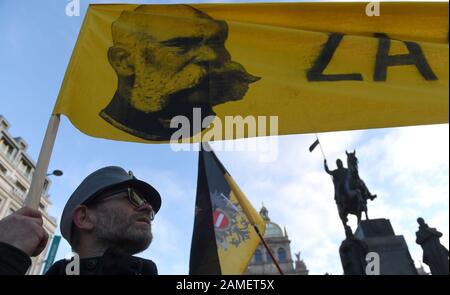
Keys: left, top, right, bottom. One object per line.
{"left": 94, "top": 207, "right": 153, "bottom": 255}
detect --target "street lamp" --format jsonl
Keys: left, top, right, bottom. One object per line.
{"left": 47, "top": 170, "right": 63, "bottom": 177}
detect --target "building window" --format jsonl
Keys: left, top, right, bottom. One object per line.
{"left": 0, "top": 163, "right": 6, "bottom": 174}
{"left": 277, "top": 248, "right": 287, "bottom": 263}
{"left": 266, "top": 251, "right": 274, "bottom": 263}
{"left": 254, "top": 249, "right": 263, "bottom": 264}
{"left": 16, "top": 181, "right": 26, "bottom": 193}
{"left": 43, "top": 179, "right": 49, "bottom": 191}
{"left": 18, "top": 158, "right": 32, "bottom": 179}
{"left": 0, "top": 137, "right": 15, "bottom": 158}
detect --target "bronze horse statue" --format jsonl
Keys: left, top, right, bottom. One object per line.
{"left": 325, "top": 150, "right": 377, "bottom": 233}
{"left": 345, "top": 150, "right": 377, "bottom": 222}
{"left": 346, "top": 151, "right": 377, "bottom": 202}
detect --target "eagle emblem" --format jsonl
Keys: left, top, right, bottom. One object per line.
{"left": 210, "top": 190, "right": 251, "bottom": 251}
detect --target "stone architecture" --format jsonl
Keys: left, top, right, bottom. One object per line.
{"left": 0, "top": 115, "right": 57, "bottom": 275}
{"left": 340, "top": 218, "right": 418, "bottom": 275}
{"left": 246, "top": 206, "right": 308, "bottom": 275}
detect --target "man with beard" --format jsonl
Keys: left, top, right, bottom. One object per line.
{"left": 100, "top": 5, "right": 260, "bottom": 140}
{"left": 0, "top": 166, "right": 161, "bottom": 275}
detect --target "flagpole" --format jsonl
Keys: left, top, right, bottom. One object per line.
{"left": 251, "top": 224, "right": 284, "bottom": 275}
{"left": 315, "top": 133, "right": 327, "bottom": 161}
{"left": 224, "top": 173, "right": 284, "bottom": 275}
{"left": 24, "top": 114, "right": 60, "bottom": 209}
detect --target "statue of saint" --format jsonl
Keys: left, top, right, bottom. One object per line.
{"left": 339, "top": 227, "right": 368, "bottom": 275}
{"left": 324, "top": 159, "right": 348, "bottom": 206}
{"left": 415, "top": 217, "right": 449, "bottom": 275}
{"left": 324, "top": 150, "right": 377, "bottom": 233}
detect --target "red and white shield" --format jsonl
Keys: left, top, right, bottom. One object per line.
{"left": 213, "top": 209, "right": 229, "bottom": 230}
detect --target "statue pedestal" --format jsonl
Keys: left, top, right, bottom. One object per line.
{"left": 340, "top": 219, "right": 418, "bottom": 275}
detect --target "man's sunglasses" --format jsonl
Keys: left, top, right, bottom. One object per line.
{"left": 91, "top": 187, "right": 155, "bottom": 221}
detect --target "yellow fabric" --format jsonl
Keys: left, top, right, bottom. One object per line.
{"left": 218, "top": 174, "right": 266, "bottom": 275}
{"left": 53, "top": 2, "right": 449, "bottom": 143}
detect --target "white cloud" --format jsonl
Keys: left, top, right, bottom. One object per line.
{"left": 47, "top": 124, "right": 448, "bottom": 275}
{"left": 214, "top": 124, "right": 448, "bottom": 275}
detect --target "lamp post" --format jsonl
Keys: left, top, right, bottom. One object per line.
{"left": 46, "top": 170, "right": 63, "bottom": 177}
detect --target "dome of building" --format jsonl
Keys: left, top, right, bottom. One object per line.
{"left": 259, "top": 205, "right": 284, "bottom": 238}
{"left": 265, "top": 222, "right": 284, "bottom": 238}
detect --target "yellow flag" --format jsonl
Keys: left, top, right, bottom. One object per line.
{"left": 54, "top": 3, "right": 449, "bottom": 143}
{"left": 189, "top": 144, "right": 266, "bottom": 274}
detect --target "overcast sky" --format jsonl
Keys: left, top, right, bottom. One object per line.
{"left": 0, "top": 0, "right": 448, "bottom": 275}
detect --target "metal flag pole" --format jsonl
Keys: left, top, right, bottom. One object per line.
{"left": 24, "top": 114, "right": 60, "bottom": 209}
{"left": 313, "top": 133, "right": 334, "bottom": 183}
{"left": 251, "top": 223, "right": 285, "bottom": 275}
{"left": 315, "top": 133, "right": 327, "bottom": 161}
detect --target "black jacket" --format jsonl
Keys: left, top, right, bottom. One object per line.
{"left": 0, "top": 242, "right": 158, "bottom": 275}
{"left": 0, "top": 242, "right": 32, "bottom": 275}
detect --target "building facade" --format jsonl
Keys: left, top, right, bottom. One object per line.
{"left": 0, "top": 115, "right": 57, "bottom": 275}
{"left": 246, "top": 206, "right": 309, "bottom": 275}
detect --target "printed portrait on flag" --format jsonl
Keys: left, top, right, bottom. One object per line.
{"left": 100, "top": 5, "right": 260, "bottom": 140}
{"left": 53, "top": 3, "right": 448, "bottom": 144}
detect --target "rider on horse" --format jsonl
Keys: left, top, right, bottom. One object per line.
{"left": 324, "top": 151, "right": 377, "bottom": 233}
{"left": 324, "top": 158, "right": 348, "bottom": 206}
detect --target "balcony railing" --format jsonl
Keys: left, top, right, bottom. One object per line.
{"left": 0, "top": 150, "right": 16, "bottom": 164}
{"left": 11, "top": 187, "right": 26, "bottom": 199}
{"left": 1, "top": 151, "right": 35, "bottom": 183}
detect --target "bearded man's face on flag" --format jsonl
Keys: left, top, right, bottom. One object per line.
{"left": 101, "top": 5, "right": 260, "bottom": 140}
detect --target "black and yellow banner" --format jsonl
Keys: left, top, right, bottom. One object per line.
{"left": 54, "top": 2, "right": 449, "bottom": 142}
{"left": 189, "top": 144, "right": 265, "bottom": 274}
